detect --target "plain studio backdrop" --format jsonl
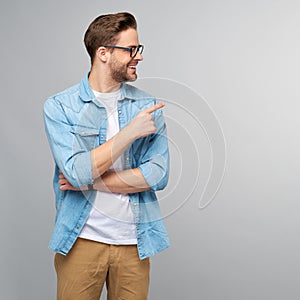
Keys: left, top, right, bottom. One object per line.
{"left": 1, "top": 1, "right": 300, "bottom": 299}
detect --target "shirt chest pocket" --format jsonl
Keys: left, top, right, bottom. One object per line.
{"left": 70, "top": 128, "right": 100, "bottom": 150}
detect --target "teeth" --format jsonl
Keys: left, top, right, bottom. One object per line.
{"left": 129, "top": 66, "right": 136, "bottom": 69}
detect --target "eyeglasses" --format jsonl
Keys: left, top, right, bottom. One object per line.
{"left": 102, "top": 45, "right": 144, "bottom": 58}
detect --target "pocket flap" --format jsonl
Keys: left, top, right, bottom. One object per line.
{"left": 70, "top": 128, "right": 99, "bottom": 137}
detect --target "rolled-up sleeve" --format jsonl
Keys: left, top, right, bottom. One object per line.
{"left": 43, "top": 98, "right": 93, "bottom": 188}
{"left": 138, "top": 107, "right": 170, "bottom": 191}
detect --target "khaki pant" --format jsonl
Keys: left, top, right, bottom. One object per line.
{"left": 54, "top": 238, "right": 150, "bottom": 300}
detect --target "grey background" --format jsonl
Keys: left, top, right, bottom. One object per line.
{"left": 1, "top": 0, "right": 300, "bottom": 299}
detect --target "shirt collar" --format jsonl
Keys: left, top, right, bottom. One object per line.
{"left": 79, "top": 72, "right": 142, "bottom": 104}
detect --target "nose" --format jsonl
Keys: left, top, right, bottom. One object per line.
{"left": 135, "top": 51, "right": 143, "bottom": 61}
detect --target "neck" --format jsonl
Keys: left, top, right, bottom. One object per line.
{"left": 88, "top": 66, "right": 121, "bottom": 93}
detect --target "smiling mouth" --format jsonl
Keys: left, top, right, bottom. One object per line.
{"left": 128, "top": 65, "right": 137, "bottom": 69}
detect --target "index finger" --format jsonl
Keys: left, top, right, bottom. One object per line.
{"left": 143, "top": 102, "right": 165, "bottom": 114}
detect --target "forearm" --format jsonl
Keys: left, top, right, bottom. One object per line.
{"left": 93, "top": 168, "right": 150, "bottom": 194}
{"left": 91, "top": 126, "right": 135, "bottom": 179}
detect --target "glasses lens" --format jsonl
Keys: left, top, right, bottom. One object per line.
{"left": 139, "top": 45, "right": 144, "bottom": 54}
{"left": 131, "top": 45, "right": 144, "bottom": 57}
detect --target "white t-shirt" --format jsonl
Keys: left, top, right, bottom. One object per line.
{"left": 79, "top": 89, "right": 137, "bottom": 245}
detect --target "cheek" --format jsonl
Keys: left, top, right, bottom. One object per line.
{"left": 110, "top": 54, "right": 132, "bottom": 69}
{"left": 124, "top": 59, "right": 133, "bottom": 66}
{"left": 122, "top": 56, "right": 134, "bottom": 65}
{"left": 118, "top": 58, "right": 131, "bottom": 67}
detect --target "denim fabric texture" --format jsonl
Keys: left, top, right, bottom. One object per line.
{"left": 43, "top": 73, "right": 170, "bottom": 259}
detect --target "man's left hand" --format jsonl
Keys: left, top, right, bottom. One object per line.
{"left": 59, "top": 172, "right": 86, "bottom": 191}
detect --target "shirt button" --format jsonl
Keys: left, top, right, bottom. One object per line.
{"left": 100, "top": 135, "right": 104, "bottom": 139}
{"left": 125, "top": 157, "right": 129, "bottom": 161}
{"left": 76, "top": 226, "right": 80, "bottom": 229}
{"left": 118, "top": 110, "right": 122, "bottom": 114}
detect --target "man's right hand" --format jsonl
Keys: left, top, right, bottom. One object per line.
{"left": 128, "top": 103, "right": 165, "bottom": 139}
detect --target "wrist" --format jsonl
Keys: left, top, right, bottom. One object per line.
{"left": 93, "top": 174, "right": 112, "bottom": 193}
{"left": 121, "top": 125, "right": 137, "bottom": 142}
{"left": 87, "top": 183, "right": 94, "bottom": 191}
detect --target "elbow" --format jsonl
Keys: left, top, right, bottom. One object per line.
{"left": 65, "top": 173, "right": 84, "bottom": 189}
{"left": 63, "top": 152, "right": 93, "bottom": 188}
{"left": 139, "top": 160, "right": 169, "bottom": 192}
{"left": 151, "top": 155, "right": 169, "bottom": 191}
{"left": 151, "top": 173, "right": 169, "bottom": 191}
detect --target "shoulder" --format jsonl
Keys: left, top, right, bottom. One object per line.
{"left": 44, "top": 83, "right": 81, "bottom": 113}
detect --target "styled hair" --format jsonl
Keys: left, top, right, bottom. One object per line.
{"left": 84, "top": 12, "right": 137, "bottom": 65}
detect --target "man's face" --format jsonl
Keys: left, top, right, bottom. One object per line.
{"left": 108, "top": 28, "right": 143, "bottom": 83}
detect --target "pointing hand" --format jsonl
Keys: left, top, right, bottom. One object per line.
{"left": 128, "top": 103, "right": 164, "bottom": 139}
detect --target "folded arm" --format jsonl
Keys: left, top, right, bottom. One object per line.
{"left": 59, "top": 168, "right": 150, "bottom": 193}
{"left": 44, "top": 97, "right": 164, "bottom": 188}
{"left": 58, "top": 102, "right": 169, "bottom": 194}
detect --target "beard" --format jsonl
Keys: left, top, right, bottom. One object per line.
{"left": 108, "top": 58, "right": 137, "bottom": 83}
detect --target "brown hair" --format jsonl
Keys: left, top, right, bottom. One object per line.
{"left": 84, "top": 12, "right": 137, "bottom": 65}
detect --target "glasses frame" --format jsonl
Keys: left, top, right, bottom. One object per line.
{"left": 102, "top": 45, "right": 144, "bottom": 58}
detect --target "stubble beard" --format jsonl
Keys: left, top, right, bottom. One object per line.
{"left": 109, "top": 59, "right": 137, "bottom": 83}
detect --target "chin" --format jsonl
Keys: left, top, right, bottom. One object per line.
{"left": 128, "top": 78, "right": 137, "bottom": 82}
{"left": 128, "top": 74, "right": 137, "bottom": 82}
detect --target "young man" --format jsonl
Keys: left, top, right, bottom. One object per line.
{"left": 43, "top": 12, "right": 170, "bottom": 299}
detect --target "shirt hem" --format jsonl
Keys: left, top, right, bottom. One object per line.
{"left": 78, "top": 234, "right": 137, "bottom": 245}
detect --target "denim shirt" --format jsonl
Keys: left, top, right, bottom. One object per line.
{"left": 43, "top": 73, "right": 170, "bottom": 260}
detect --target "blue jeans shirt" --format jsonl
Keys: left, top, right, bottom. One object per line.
{"left": 43, "top": 73, "right": 170, "bottom": 259}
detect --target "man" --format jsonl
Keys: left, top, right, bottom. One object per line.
{"left": 43, "top": 12, "right": 170, "bottom": 299}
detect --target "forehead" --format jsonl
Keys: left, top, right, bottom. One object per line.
{"left": 116, "top": 28, "right": 139, "bottom": 46}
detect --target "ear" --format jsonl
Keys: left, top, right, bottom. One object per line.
{"left": 96, "top": 47, "right": 109, "bottom": 63}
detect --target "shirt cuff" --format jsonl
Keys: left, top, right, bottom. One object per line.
{"left": 138, "top": 155, "right": 167, "bottom": 191}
